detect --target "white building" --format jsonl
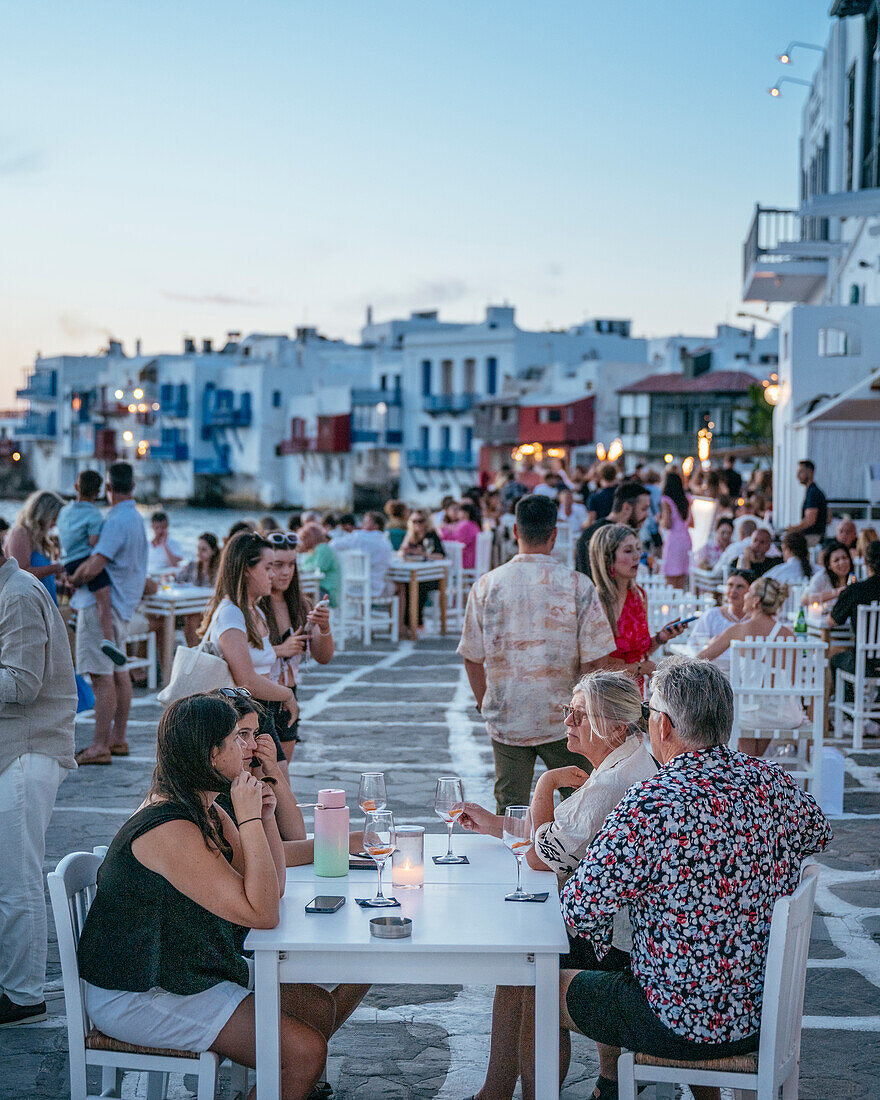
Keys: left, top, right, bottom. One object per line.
{"left": 739, "top": 1, "right": 880, "bottom": 520}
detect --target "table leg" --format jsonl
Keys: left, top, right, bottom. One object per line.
{"left": 439, "top": 570, "right": 447, "bottom": 636}
{"left": 161, "top": 611, "right": 175, "bottom": 687}
{"left": 254, "top": 950, "right": 282, "bottom": 1100}
{"left": 534, "top": 952, "right": 560, "bottom": 1099}
{"left": 409, "top": 575, "right": 419, "bottom": 637}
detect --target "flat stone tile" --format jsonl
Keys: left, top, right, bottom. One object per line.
{"left": 803, "top": 967, "right": 880, "bottom": 1016}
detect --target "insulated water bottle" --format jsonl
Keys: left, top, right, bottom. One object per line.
{"left": 314, "top": 788, "right": 349, "bottom": 877}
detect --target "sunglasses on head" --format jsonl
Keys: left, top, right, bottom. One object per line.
{"left": 218, "top": 687, "right": 253, "bottom": 699}
{"left": 267, "top": 532, "right": 299, "bottom": 547}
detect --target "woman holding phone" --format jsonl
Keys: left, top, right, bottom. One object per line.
{"left": 260, "top": 530, "right": 334, "bottom": 763}
{"left": 589, "top": 524, "right": 686, "bottom": 686}
{"left": 200, "top": 532, "right": 296, "bottom": 766}
{"left": 76, "top": 693, "right": 357, "bottom": 1100}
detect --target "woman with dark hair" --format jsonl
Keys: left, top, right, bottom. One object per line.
{"left": 76, "top": 693, "right": 363, "bottom": 1098}
{"left": 660, "top": 471, "right": 693, "bottom": 590}
{"left": 589, "top": 524, "right": 686, "bottom": 686}
{"left": 766, "top": 531, "right": 813, "bottom": 585}
{"left": 440, "top": 499, "right": 481, "bottom": 568}
{"left": 200, "top": 532, "right": 296, "bottom": 765}
{"left": 802, "top": 540, "right": 853, "bottom": 611}
{"left": 225, "top": 519, "right": 255, "bottom": 544}
{"left": 259, "top": 531, "right": 334, "bottom": 763}
{"left": 177, "top": 532, "right": 221, "bottom": 645}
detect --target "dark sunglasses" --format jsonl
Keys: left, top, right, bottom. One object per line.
{"left": 641, "top": 701, "right": 675, "bottom": 728}
{"left": 267, "top": 531, "right": 299, "bottom": 548}
{"left": 219, "top": 687, "right": 253, "bottom": 699}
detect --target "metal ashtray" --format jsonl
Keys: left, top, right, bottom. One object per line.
{"left": 370, "top": 916, "right": 412, "bottom": 939}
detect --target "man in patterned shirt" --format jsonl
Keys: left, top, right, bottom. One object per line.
{"left": 560, "top": 656, "right": 831, "bottom": 1100}
{"left": 458, "top": 494, "right": 616, "bottom": 812}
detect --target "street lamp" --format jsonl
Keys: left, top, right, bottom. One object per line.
{"left": 777, "top": 42, "right": 824, "bottom": 64}
{"left": 736, "top": 311, "right": 780, "bottom": 328}
{"left": 769, "top": 77, "right": 811, "bottom": 97}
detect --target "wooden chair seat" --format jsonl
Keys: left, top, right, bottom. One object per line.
{"left": 85, "top": 1025, "right": 200, "bottom": 1061}
{"left": 633, "top": 1050, "right": 758, "bottom": 1073}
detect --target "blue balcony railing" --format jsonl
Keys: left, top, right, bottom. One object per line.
{"left": 194, "top": 455, "right": 231, "bottom": 475}
{"left": 204, "top": 390, "right": 252, "bottom": 429}
{"left": 423, "top": 393, "right": 477, "bottom": 414}
{"left": 351, "top": 388, "right": 403, "bottom": 406}
{"left": 406, "top": 448, "right": 474, "bottom": 470}
{"left": 150, "top": 442, "right": 190, "bottom": 461}
{"left": 352, "top": 428, "right": 404, "bottom": 445}
{"left": 19, "top": 411, "right": 57, "bottom": 438}
{"left": 17, "top": 370, "right": 57, "bottom": 401}
{"left": 158, "top": 384, "right": 190, "bottom": 418}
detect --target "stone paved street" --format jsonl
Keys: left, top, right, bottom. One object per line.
{"left": 3, "top": 637, "right": 880, "bottom": 1099}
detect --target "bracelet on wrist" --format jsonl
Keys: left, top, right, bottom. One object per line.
{"left": 318, "top": 626, "right": 332, "bottom": 636}
{"left": 237, "top": 817, "right": 262, "bottom": 827}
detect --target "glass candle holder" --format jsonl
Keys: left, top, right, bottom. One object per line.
{"left": 391, "top": 825, "right": 424, "bottom": 889}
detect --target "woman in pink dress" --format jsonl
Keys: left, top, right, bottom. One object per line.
{"left": 440, "top": 499, "right": 481, "bottom": 569}
{"left": 660, "top": 470, "right": 693, "bottom": 590}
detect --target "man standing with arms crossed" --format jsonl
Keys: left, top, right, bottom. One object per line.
{"left": 0, "top": 538, "right": 77, "bottom": 1026}
{"left": 458, "top": 494, "right": 616, "bottom": 813}
{"left": 70, "top": 462, "right": 148, "bottom": 765}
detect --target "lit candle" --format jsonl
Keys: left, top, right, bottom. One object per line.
{"left": 392, "top": 825, "right": 424, "bottom": 889}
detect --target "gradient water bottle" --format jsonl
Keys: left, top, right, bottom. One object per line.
{"left": 314, "top": 788, "right": 349, "bottom": 877}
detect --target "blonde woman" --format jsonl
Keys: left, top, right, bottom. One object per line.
{"left": 588, "top": 524, "right": 685, "bottom": 684}
{"left": 5, "top": 490, "right": 65, "bottom": 602}
{"left": 698, "top": 574, "right": 793, "bottom": 756}
{"left": 397, "top": 510, "right": 445, "bottom": 639}
{"left": 457, "top": 671, "right": 657, "bottom": 1100}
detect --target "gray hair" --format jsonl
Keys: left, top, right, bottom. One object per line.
{"left": 651, "top": 656, "right": 733, "bottom": 749}
{"left": 573, "top": 670, "right": 645, "bottom": 747}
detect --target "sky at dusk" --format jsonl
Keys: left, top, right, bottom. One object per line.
{"left": 1, "top": 0, "right": 832, "bottom": 402}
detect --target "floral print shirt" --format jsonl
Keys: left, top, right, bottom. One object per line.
{"left": 560, "top": 746, "right": 831, "bottom": 1042}
{"left": 457, "top": 554, "right": 616, "bottom": 746}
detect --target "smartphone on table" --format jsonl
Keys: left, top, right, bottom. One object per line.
{"left": 305, "top": 896, "right": 345, "bottom": 914}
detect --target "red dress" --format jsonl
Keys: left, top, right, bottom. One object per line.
{"left": 613, "top": 587, "right": 652, "bottom": 683}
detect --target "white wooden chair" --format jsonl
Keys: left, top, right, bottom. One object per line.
{"left": 550, "top": 523, "right": 574, "bottom": 568}
{"left": 730, "top": 637, "right": 827, "bottom": 801}
{"left": 439, "top": 540, "right": 465, "bottom": 631}
{"left": 833, "top": 601, "right": 880, "bottom": 750}
{"left": 778, "top": 583, "right": 806, "bottom": 622}
{"left": 618, "top": 865, "right": 819, "bottom": 1100}
{"left": 47, "top": 850, "right": 248, "bottom": 1100}
{"left": 336, "top": 549, "right": 371, "bottom": 645}
{"left": 644, "top": 586, "right": 713, "bottom": 637}
{"left": 124, "top": 627, "right": 158, "bottom": 691}
{"left": 370, "top": 587, "right": 400, "bottom": 644}
{"left": 461, "top": 529, "right": 495, "bottom": 591}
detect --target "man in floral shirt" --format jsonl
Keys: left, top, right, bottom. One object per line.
{"left": 560, "top": 656, "right": 831, "bottom": 1100}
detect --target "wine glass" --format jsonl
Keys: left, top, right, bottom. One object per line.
{"left": 503, "top": 805, "right": 536, "bottom": 901}
{"left": 434, "top": 776, "right": 465, "bottom": 864}
{"left": 358, "top": 772, "right": 387, "bottom": 827}
{"left": 363, "top": 809, "right": 397, "bottom": 907}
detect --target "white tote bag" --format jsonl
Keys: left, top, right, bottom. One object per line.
{"left": 156, "top": 615, "right": 234, "bottom": 707}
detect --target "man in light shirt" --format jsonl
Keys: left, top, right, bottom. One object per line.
{"left": 333, "top": 511, "right": 394, "bottom": 598}
{"left": 458, "top": 494, "right": 616, "bottom": 812}
{"left": 70, "top": 463, "right": 148, "bottom": 765}
{"left": 146, "top": 510, "right": 184, "bottom": 576}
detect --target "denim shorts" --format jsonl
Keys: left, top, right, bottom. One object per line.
{"left": 565, "top": 968, "right": 759, "bottom": 1061}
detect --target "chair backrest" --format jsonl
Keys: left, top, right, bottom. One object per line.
{"left": 46, "top": 851, "right": 104, "bottom": 1064}
{"left": 779, "top": 583, "right": 806, "bottom": 620}
{"left": 337, "top": 548, "right": 369, "bottom": 584}
{"left": 441, "top": 539, "right": 464, "bottom": 597}
{"left": 757, "top": 864, "right": 819, "bottom": 1089}
{"left": 644, "top": 587, "right": 711, "bottom": 634}
{"left": 730, "top": 637, "right": 826, "bottom": 697}
{"left": 475, "top": 530, "right": 494, "bottom": 577}
{"left": 855, "top": 601, "right": 880, "bottom": 662}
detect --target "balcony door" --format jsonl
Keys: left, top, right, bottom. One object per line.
{"left": 463, "top": 358, "right": 476, "bottom": 394}
{"left": 441, "top": 360, "right": 454, "bottom": 395}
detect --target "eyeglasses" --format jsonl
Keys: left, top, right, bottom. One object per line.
{"left": 267, "top": 532, "right": 299, "bottom": 548}
{"left": 218, "top": 687, "right": 253, "bottom": 699}
{"left": 641, "top": 701, "right": 675, "bottom": 728}
{"left": 560, "top": 703, "right": 586, "bottom": 725}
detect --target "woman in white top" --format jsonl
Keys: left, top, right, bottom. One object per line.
{"left": 697, "top": 575, "right": 793, "bottom": 756}
{"left": 259, "top": 531, "right": 334, "bottom": 762}
{"left": 764, "top": 531, "right": 813, "bottom": 586}
{"left": 200, "top": 531, "right": 297, "bottom": 767}
{"left": 687, "top": 570, "right": 751, "bottom": 655}
{"left": 457, "top": 671, "right": 656, "bottom": 1100}
{"left": 801, "top": 539, "right": 853, "bottom": 612}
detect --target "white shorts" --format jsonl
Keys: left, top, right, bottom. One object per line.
{"left": 84, "top": 978, "right": 251, "bottom": 1053}
{"left": 75, "top": 605, "right": 131, "bottom": 677}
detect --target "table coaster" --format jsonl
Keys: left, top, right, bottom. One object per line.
{"left": 355, "top": 897, "right": 401, "bottom": 909}
{"left": 504, "top": 892, "right": 549, "bottom": 903}
{"left": 432, "top": 855, "right": 470, "bottom": 865}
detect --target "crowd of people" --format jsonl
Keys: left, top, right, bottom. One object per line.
{"left": 0, "top": 450, "right": 869, "bottom": 1099}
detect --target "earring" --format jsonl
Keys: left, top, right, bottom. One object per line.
{"left": 610, "top": 566, "right": 615, "bottom": 576}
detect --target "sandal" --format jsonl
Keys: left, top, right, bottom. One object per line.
{"left": 592, "top": 1076, "right": 618, "bottom": 1100}
{"left": 108, "top": 743, "right": 130, "bottom": 756}
{"left": 75, "top": 748, "right": 112, "bottom": 766}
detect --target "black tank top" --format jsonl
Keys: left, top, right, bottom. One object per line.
{"left": 77, "top": 802, "right": 250, "bottom": 995}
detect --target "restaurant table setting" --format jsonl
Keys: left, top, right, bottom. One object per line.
{"left": 246, "top": 771, "right": 568, "bottom": 1099}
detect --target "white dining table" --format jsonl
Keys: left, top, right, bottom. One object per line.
{"left": 247, "top": 832, "right": 568, "bottom": 1100}
{"left": 141, "top": 584, "right": 212, "bottom": 684}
